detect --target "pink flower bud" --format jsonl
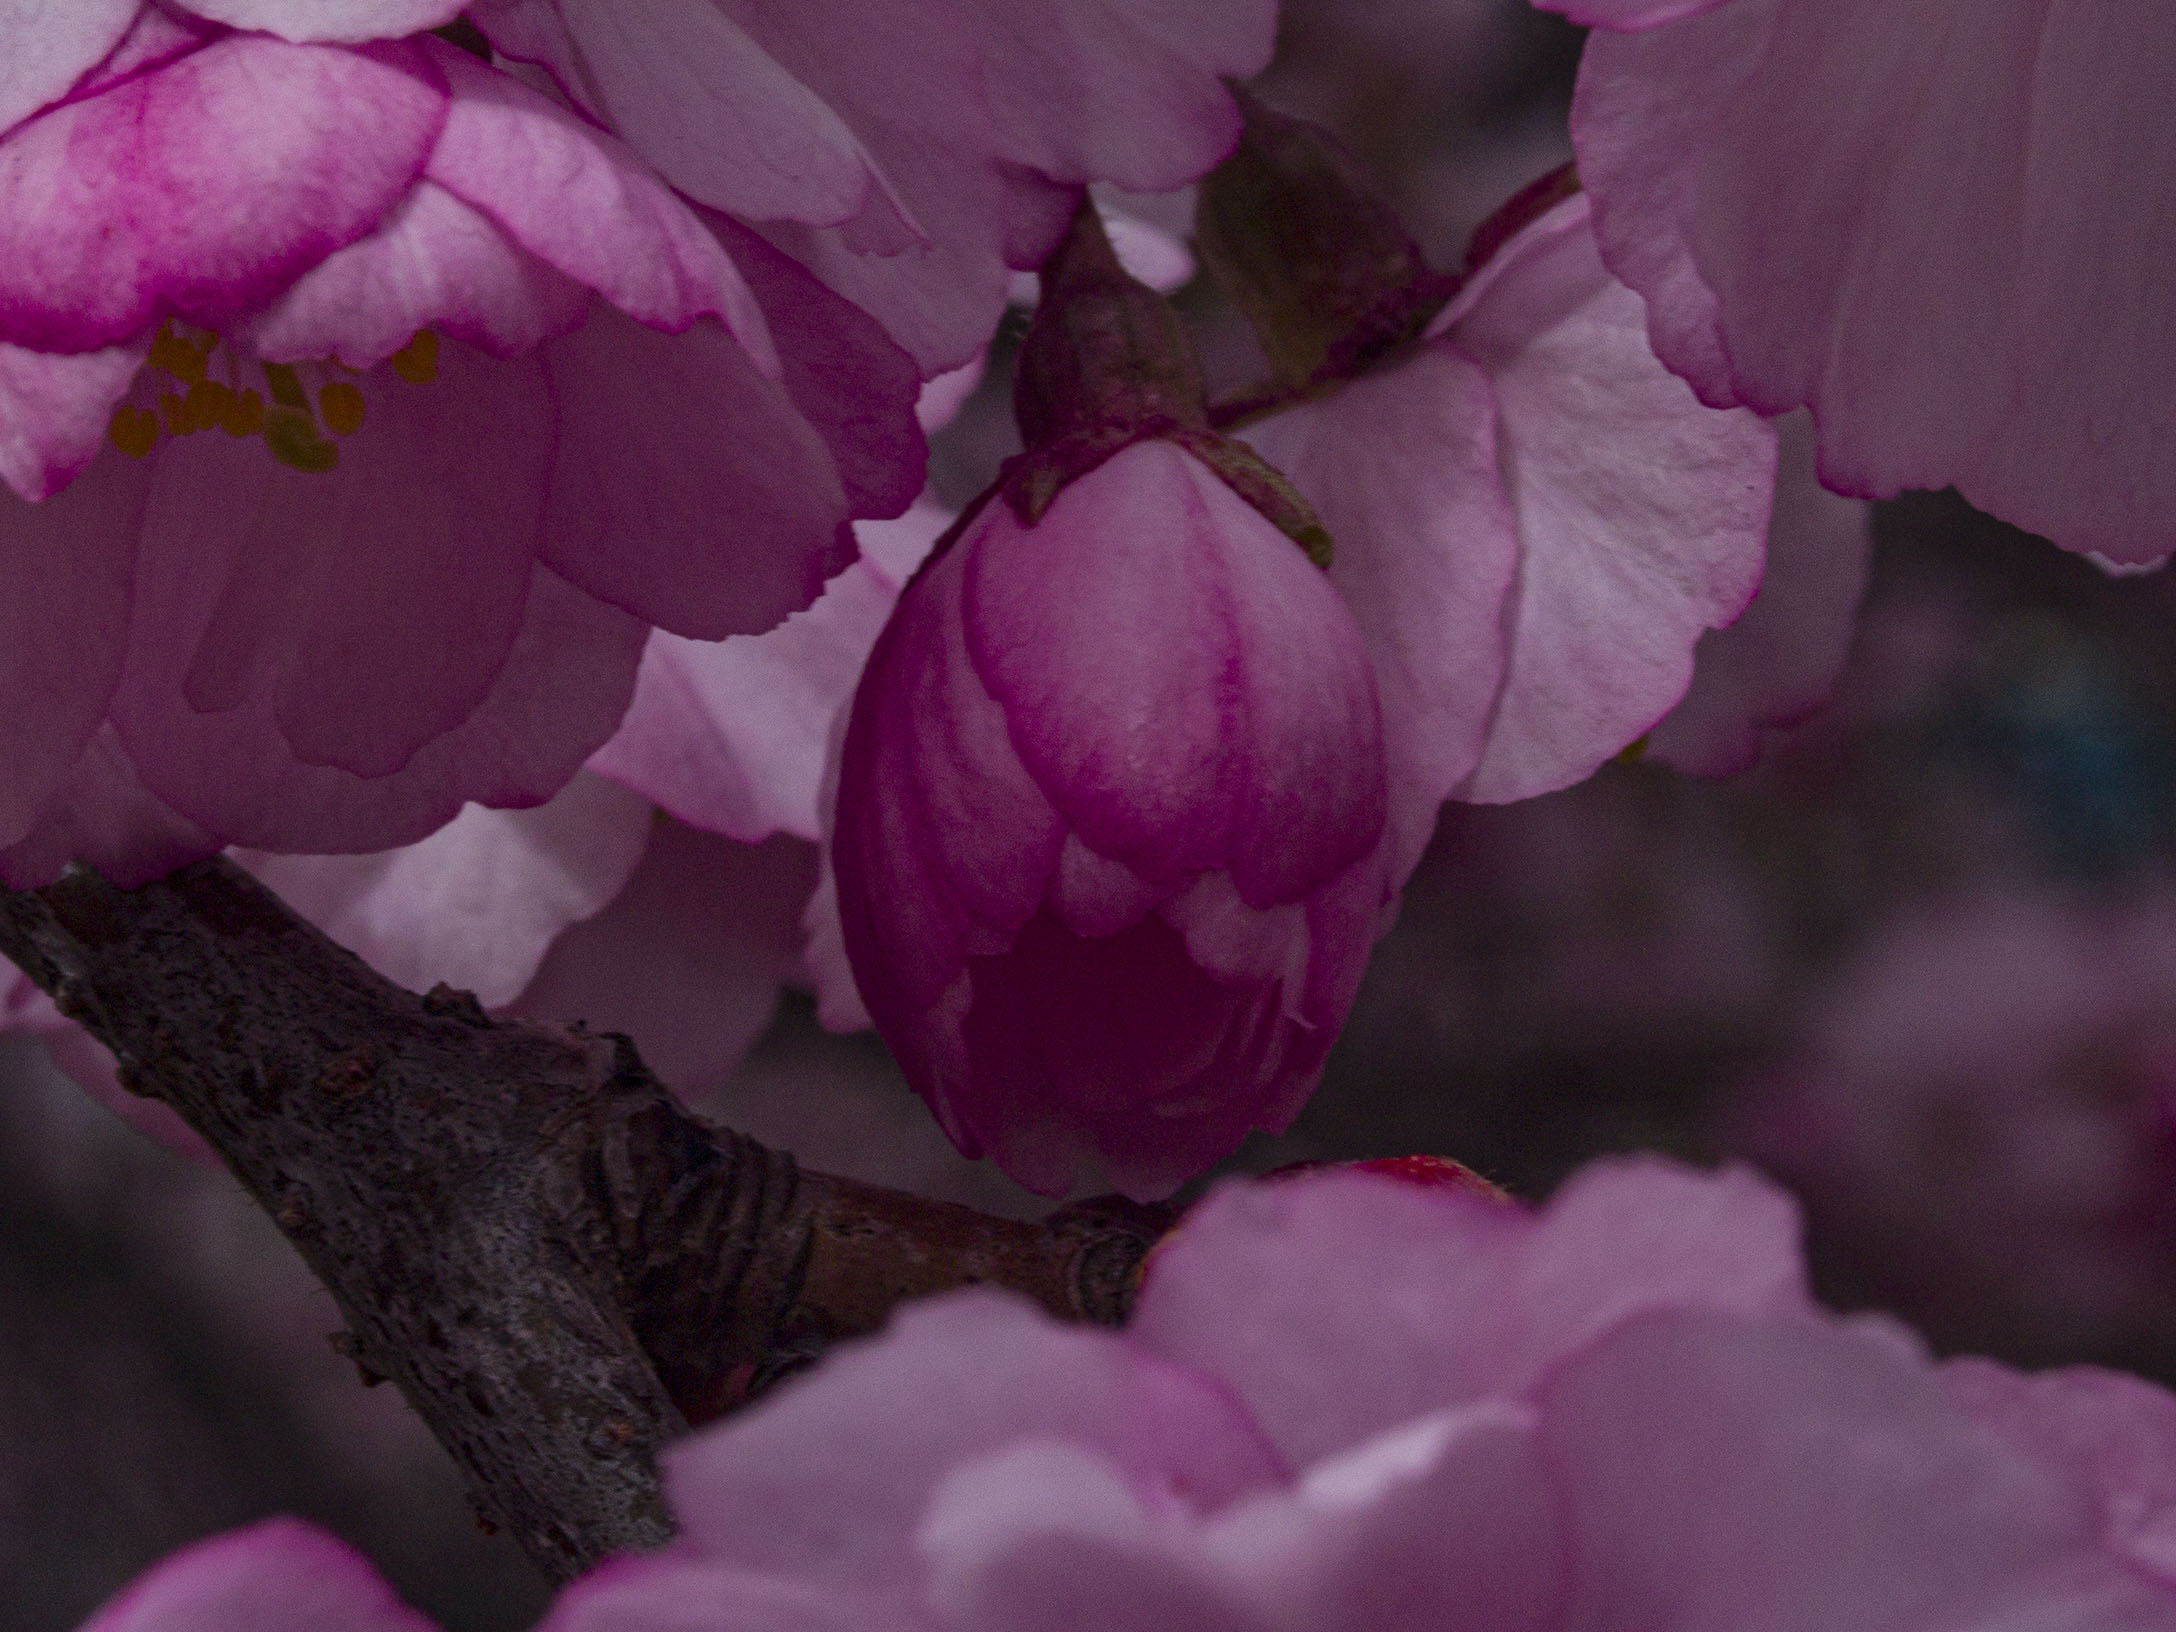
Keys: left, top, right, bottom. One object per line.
{"left": 833, "top": 438, "right": 1391, "bottom": 1199}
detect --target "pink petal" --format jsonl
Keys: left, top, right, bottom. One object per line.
{"left": 162, "top": 338, "right": 550, "bottom": 779}
{"left": 799, "top": 850, "right": 870, "bottom": 1032}
{"left": 0, "top": 337, "right": 151, "bottom": 501}
{"left": 0, "top": 451, "right": 145, "bottom": 849}
{"left": 1537, "top": 0, "right": 1732, "bottom": 24}
{"left": 536, "top": 1554, "right": 918, "bottom": 1632}
{"left": 239, "top": 180, "right": 590, "bottom": 367}
{"left": 1647, "top": 411, "right": 1871, "bottom": 776}
{"left": 1574, "top": 0, "right": 2176, "bottom": 564}
{"left": 664, "top": 1291, "right": 1285, "bottom": 1588}
{"left": 507, "top": 824, "right": 818, "bottom": 1096}
{"left": 0, "top": 724, "right": 217, "bottom": 889}
{"left": 0, "top": 0, "right": 138, "bottom": 137}
{"left": 174, "top": 0, "right": 466, "bottom": 41}
{"left": 1540, "top": 1310, "right": 2164, "bottom": 1631}
{"left": 76, "top": 1517, "right": 437, "bottom": 1632}
{"left": 536, "top": 304, "right": 851, "bottom": 640}
{"left": 964, "top": 442, "right": 1386, "bottom": 906}
{"left": 0, "top": 35, "right": 447, "bottom": 352}
{"left": 1242, "top": 346, "right": 1517, "bottom": 892}
{"left": 1441, "top": 195, "right": 1775, "bottom": 803}
{"left": 237, "top": 770, "right": 651, "bottom": 1008}
{"left": 1130, "top": 1158, "right": 1808, "bottom": 1468}
{"left": 423, "top": 40, "right": 774, "bottom": 367}
{"left": 588, "top": 497, "right": 950, "bottom": 843}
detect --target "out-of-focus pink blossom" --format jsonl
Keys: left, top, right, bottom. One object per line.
{"left": 468, "top": 0, "right": 1273, "bottom": 374}
{"left": 538, "top": 1157, "right": 2176, "bottom": 1631}
{"left": 1646, "top": 410, "right": 1871, "bottom": 776}
{"left": 0, "top": 17, "right": 921, "bottom": 884}
{"left": 73, "top": 1517, "right": 437, "bottom": 1632}
{"left": 1241, "top": 190, "right": 1775, "bottom": 850}
{"left": 834, "top": 440, "right": 1391, "bottom": 1198}
{"left": 1550, "top": 0, "right": 2176, "bottom": 566}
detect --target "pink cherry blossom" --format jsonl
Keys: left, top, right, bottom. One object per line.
{"left": 467, "top": 0, "right": 1275, "bottom": 372}
{"left": 1551, "top": 0, "right": 2176, "bottom": 566}
{"left": 74, "top": 1517, "right": 437, "bottom": 1632}
{"left": 1240, "top": 190, "right": 1775, "bottom": 860}
{"left": 0, "top": 16, "right": 921, "bottom": 884}
{"left": 538, "top": 1157, "right": 2176, "bottom": 1632}
{"left": 833, "top": 440, "right": 1392, "bottom": 1198}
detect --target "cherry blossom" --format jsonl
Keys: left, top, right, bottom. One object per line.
{"left": 73, "top": 1518, "right": 436, "bottom": 1632}
{"left": 1547, "top": 0, "right": 2176, "bottom": 565}
{"left": 0, "top": 13, "right": 921, "bottom": 884}
{"left": 531, "top": 1157, "right": 2176, "bottom": 1632}
{"left": 834, "top": 440, "right": 1391, "bottom": 1199}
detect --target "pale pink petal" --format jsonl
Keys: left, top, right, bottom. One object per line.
{"left": 423, "top": 40, "right": 774, "bottom": 367}
{"left": 0, "top": 725, "right": 217, "bottom": 889}
{"left": 664, "top": 1292, "right": 1285, "bottom": 1588}
{"left": 0, "top": 451, "right": 145, "bottom": 849}
{"left": 536, "top": 1553, "right": 924, "bottom": 1632}
{"left": 1647, "top": 410, "right": 1872, "bottom": 776}
{"left": 964, "top": 442, "right": 1385, "bottom": 905}
{"left": 917, "top": 354, "right": 987, "bottom": 435}
{"left": 1242, "top": 347, "right": 1517, "bottom": 891}
{"left": 76, "top": 1518, "right": 437, "bottom": 1632}
{"left": 1007, "top": 203, "right": 1198, "bottom": 306}
{"left": 172, "top": 0, "right": 466, "bottom": 42}
{"left": 0, "top": 35, "right": 446, "bottom": 351}
{"left": 1443, "top": 195, "right": 1774, "bottom": 803}
{"left": 237, "top": 770, "right": 651, "bottom": 1008}
{"left": 508, "top": 825, "right": 818, "bottom": 1096}
{"left": 798, "top": 849, "right": 870, "bottom": 1032}
{"left": 239, "top": 180, "right": 590, "bottom": 367}
{"left": 588, "top": 497, "right": 950, "bottom": 843}
{"left": 158, "top": 337, "right": 549, "bottom": 780}
{"left": 1541, "top": 1310, "right": 2169, "bottom": 1632}
{"left": 480, "top": 0, "right": 894, "bottom": 233}
{"left": 0, "top": 337, "right": 151, "bottom": 500}
{"left": 0, "top": 0, "right": 138, "bottom": 143}
{"left": 1130, "top": 1159, "right": 1807, "bottom": 1468}
{"left": 536, "top": 305, "right": 850, "bottom": 640}
{"left": 1574, "top": 0, "right": 2176, "bottom": 564}
{"left": 1540, "top": 0, "right": 1732, "bottom": 24}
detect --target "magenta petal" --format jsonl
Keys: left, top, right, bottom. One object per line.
{"left": 0, "top": 35, "right": 446, "bottom": 352}
{"left": 0, "top": 452, "right": 145, "bottom": 850}
{"left": 1130, "top": 1159, "right": 1807, "bottom": 1469}
{"left": 77, "top": 1518, "right": 437, "bottom": 1632}
{"left": 174, "top": 0, "right": 466, "bottom": 42}
{"left": 1444, "top": 196, "right": 1774, "bottom": 803}
{"left": 0, "top": 0, "right": 138, "bottom": 142}
{"left": 237, "top": 771, "right": 651, "bottom": 1008}
{"left": 1575, "top": 1, "right": 2176, "bottom": 564}
{"left": 1243, "top": 346, "right": 1517, "bottom": 891}
{"left": 423, "top": 41, "right": 773, "bottom": 363}
{"left": 1647, "top": 411, "right": 1871, "bottom": 776}
{"left": 665, "top": 1292, "right": 1285, "bottom": 1588}
{"left": 0, "top": 725, "right": 217, "bottom": 889}
{"left": 965, "top": 442, "right": 1385, "bottom": 904}
{"left": 537, "top": 305, "right": 851, "bottom": 641}
{"left": 0, "top": 338, "right": 150, "bottom": 501}
{"left": 1540, "top": 1311, "right": 2163, "bottom": 1632}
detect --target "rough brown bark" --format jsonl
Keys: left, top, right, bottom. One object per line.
{"left": 0, "top": 860, "right": 1168, "bottom": 1583}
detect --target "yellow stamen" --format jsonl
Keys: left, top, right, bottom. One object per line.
{"left": 221, "top": 388, "right": 266, "bottom": 438}
{"left": 1613, "top": 733, "right": 1652, "bottom": 766}
{"left": 107, "top": 405, "right": 159, "bottom": 460}
{"left": 148, "top": 323, "right": 208, "bottom": 385}
{"left": 389, "top": 329, "right": 439, "bottom": 385}
{"left": 185, "top": 379, "right": 233, "bottom": 433}
{"left": 261, "top": 362, "right": 311, "bottom": 412}
{"left": 158, "top": 391, "right": 190, "bottom": 435}
{"left": 264, "top": 407, "right": 339, "bottom": 473}
{"left": 318, "top": 381, "right": 366, "bottom": 437}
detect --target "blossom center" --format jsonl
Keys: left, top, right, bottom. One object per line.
{"left": 106, "top": 324, "right": 440, "bottom": 474}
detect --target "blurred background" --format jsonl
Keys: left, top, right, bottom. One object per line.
{"left": 13, "top": 3, "right": 2176, "bottom": 1626}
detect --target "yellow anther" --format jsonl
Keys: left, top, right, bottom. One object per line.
{"left": 148, "top": 323, "right": 208, "bottom": 384}
{"left": 158, "top": 391, "right": 190, "bottom": 435}
{"left": 264, "top": 406, "right": 339, "bottom": 473}
{"left": 183, "top": 378, "right": 231, "bottom": 434}
{"left": 261, "top": 362, "right": 310, "bottom": 411}
{"left": 107, "top": 405, "right": 159, "bottom": 460}
{"left": 221, "top": 387, "right": 266, "bottom": 438}
{"left": 318, "top": 381, "right": 366, "bottom": 437}
{"left": 1613, "top": 733, "right": 1652, "bottom": 766}
{"left": 389, "top": 329, "right": 439, "bottom": 385}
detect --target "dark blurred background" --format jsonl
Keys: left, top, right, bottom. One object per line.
{"left": 14, "top": 4, "right": 2176, "bottom": 1626}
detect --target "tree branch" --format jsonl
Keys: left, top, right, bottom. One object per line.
{"left": 0, "top": 860, "right": 1168, "bottom": 1582}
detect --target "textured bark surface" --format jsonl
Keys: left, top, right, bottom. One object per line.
{"left": 0, "top": 860, "right": 1168, "bottom": 1583}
